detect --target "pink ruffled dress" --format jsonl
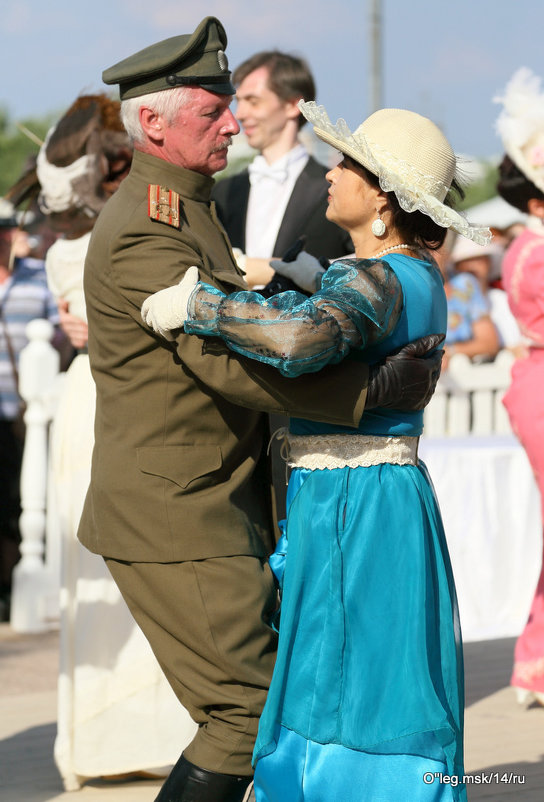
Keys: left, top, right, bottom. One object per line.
{"left": 502, "top": 226, "right": 544, "bottom": 695}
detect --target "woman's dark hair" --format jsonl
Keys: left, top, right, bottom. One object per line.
{"left": 345, "top": 156, "right": 465, "bottom": 251}
{"left": 497, "top": 154, "right": 544, "bottom": 213}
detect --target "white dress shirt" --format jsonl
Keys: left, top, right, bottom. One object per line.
{"left": 245, "top": 144, "right": 309, "bottom": 258}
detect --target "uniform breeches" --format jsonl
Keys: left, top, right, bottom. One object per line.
{"left": 105, "top": 554, "right": 278, "bottom": 775}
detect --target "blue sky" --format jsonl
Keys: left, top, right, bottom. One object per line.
{"left": 1, "top": 0, "right": 543, "bottom": 160}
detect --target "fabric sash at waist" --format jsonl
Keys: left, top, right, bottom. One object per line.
{"left": 285, "top": 433, "right": 419, "bottom": 470}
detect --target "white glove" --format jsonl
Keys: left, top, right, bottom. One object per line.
{"left": 141, "top": 266, "right": 200, "bottom": 341}
{"left": 270, "top": 251, "right": 326, "bottom": 293}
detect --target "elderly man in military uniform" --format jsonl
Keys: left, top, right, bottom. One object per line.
{"left": 78, "top": 17, "right": 443, "bottom": 802}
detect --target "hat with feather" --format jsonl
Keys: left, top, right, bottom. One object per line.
{"left": 7, "top": 94, "right": 132, "bottom": 232}
{"left": 494, "top": 67, "right": 544, "bottom": 194}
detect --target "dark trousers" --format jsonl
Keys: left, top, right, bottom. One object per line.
{"left": 105, "top": 554, "right": 278, "bottom": 776}
{"left": 0, "top": 420, "right": 23, "bottom": 602}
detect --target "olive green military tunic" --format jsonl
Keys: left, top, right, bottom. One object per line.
{"left": 77, "top": 148, "right": 369, "bottom": 774}
{"left": 78, "top": 149, "right": 368, "bottom": 563}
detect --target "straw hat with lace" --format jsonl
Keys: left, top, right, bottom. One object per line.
{"left": 299, "top": 100, "right": 491, "bottom": 245}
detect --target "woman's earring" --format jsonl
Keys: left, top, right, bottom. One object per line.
{"left": 371, "top": 211, "right": 386, "bottom": 237}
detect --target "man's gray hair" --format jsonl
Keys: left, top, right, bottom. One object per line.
{"left": 121, "top": 86, "right": 193, "bottom": 144}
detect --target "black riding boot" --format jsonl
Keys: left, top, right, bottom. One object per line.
{"left": 154, "top": 754, "right": 253, "bottom": 802}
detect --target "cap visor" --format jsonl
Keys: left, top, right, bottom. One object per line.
{"left": 199, "top": 81, "right": 235, "bottom": 95}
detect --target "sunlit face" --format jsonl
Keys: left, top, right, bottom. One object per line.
{"left": 235, "top": 66, "right": 299, "bottom": 152}
{"left": 455, "top": 256, "right": 491, "bottom": 287}
{"left": 325, "top": 156, "right": 381, "bottom": 232}
{"left": 161, "top": 88, "right": 240, "bottom": 175}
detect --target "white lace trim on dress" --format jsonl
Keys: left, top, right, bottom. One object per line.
{"left": 284, "top": 433, "right": 419, "bottom": 470}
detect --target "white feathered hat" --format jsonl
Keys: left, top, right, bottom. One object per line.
{"left": 494, "top": 67, "right": 544, "bottom": 194}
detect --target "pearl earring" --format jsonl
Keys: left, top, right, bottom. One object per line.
{"left": 371, "top": 211, "right": 386, "bottom": 237}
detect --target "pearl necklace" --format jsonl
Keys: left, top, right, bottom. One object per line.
{"left": 371, "top": 243, "right": 419, "bottom": 259}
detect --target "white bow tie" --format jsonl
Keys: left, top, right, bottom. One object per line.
{"left": 248, "top": 159, "right": 289, "bottom": 185}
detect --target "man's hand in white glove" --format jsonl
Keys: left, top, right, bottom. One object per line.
{"left": 269, "top": 251, "right": 326, "bottom": 294}
{"left": 141, "top": 265, "right": 200, "bottom": 341}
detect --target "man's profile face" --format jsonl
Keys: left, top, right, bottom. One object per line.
{"left": 235, "top": 66, "right": 298, "bottom": 153}
{"left": 162, "top": 88, "right": 240, "bottom": 176}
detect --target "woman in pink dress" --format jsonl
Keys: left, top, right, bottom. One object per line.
{"left": 496, "top": 68, "right": 544, "bottom": 704}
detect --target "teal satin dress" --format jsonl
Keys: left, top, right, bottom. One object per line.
{"left": 185, "top": 255, "right": 466, "bottom": 802}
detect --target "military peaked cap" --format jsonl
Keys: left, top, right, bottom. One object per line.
{"left": 102, "top": 16, "right": 234, "bottom": 100}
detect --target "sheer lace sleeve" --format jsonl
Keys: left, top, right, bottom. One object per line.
{"left": 185, "top": 258, "right": 403, "bottom": 377}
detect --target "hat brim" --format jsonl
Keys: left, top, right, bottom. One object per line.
{"left": 198, "top": 81, "right": 235, "bottom": 95}
{"left": 299, "top": 100, "right": 491, "bottom": 246}
{"left": 119, "top": 76, "right": 235, "bottom": 100}
{"left": 313, "top": 127, "right": 372, "bottom": 173}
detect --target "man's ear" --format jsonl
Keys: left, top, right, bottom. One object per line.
{"left": 285, "top": 95, "right": 304, "bottom": 122}
{"left": 139, "top": 107, "right": 164, "bottom": 143}
{"left": 528, "top": 197, "right": 544, "bottom": 220}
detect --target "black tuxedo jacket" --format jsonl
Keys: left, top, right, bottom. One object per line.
{"left": 212, "top": 155, "right": 353, "bottom": 260}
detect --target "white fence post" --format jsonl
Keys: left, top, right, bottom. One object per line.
{"left": 10, "top": 319, "right": 60, "bottom": 633}
{"left": 424, "top": 350, "right": 515, "bottom": 437}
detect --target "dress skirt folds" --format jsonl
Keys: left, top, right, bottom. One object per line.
{"left": 52, "top": 354, "right": 197, "bottom": 790}
{"left": 253, "top": 461, "right": 466, "bottom": 802}
{"left": 182, "top": 251, "right": 465, "bottom": 800}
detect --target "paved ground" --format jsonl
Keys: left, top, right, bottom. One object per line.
{"left": 1, "top": 624, "right": 543, "bottom": 801}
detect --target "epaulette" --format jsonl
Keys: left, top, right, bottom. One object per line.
{"left": 148, "top": 184, "right": 181, "bottom": 228}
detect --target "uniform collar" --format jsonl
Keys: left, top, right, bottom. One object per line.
{"left": 131, "top": 149, "right": 215, "bottom": 202}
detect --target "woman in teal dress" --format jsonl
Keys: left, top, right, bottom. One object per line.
{"left": 141, "top": 101, "right": 490, "bottom": 802}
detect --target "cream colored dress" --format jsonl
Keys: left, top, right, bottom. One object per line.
{"left": 47, "top": 233, "right": 197, "bottom": 791}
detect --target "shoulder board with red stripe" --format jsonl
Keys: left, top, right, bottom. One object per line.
{"left": 148, "top": 184, "right": 181, "bottom": 228}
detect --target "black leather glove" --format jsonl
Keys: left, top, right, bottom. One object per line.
{"left": 365, "top": 334, "right": 445, "bottom": 410}
{"left": 260, "top": 236, "right": 308, "bottom": 299}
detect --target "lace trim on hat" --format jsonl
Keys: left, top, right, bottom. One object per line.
{"left": 300, "top": 101, "right": 491, "bottom": 246}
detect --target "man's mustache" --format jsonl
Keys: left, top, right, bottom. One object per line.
{"left": 212, "top": 138, "right": 232, "bottom": 154}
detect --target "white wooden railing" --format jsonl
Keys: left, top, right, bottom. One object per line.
{"left": 8, "top": 321, "right": 517, "bottom": 632}
{"left": 10, "top": 319, "right": 63, "bottom": 633}
{"left": 424, "top": 350, "right": 515, "bottom": 437}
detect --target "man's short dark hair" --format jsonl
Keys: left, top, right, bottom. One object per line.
{"left": 233, "top": 50, "right": 316, "bottom": 129}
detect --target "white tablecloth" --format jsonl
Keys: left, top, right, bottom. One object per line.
{"left": 419, "top": 435, "right": 542, "bottom": 643}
